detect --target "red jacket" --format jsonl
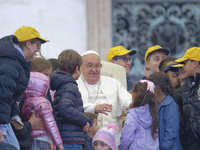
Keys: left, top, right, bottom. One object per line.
{"left": 21, "top": 72, "right": 62, "bottom": 146}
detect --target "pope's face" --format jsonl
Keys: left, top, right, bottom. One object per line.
{"left": 81, "top": 54, "right": 102, "bottom": 84}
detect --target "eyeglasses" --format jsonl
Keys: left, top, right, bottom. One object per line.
{"left": 113, "top": 57, "right": 132, "bottom": 63}
{"left": 83, "top": 63, "right": 102, "bottom": 70}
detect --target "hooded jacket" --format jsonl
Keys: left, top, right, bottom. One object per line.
{"left": 50, "top": 69, "right": 89, "bottom": 145}
{"left": 21, "top": 72, "right": 62, "bottom": 146}
{"left": 119, "top": 104, "right": 159, "bottom": 150}
{"left": 0, "top": 35, "right": 30, "bottom": 124}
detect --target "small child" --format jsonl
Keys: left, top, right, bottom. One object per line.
{"left": 83, "top": 113, "right": 99, "bottom": 150}
{"left": 118, "top": 80, "right": 159, "bottom": 150}
{"left": 149, "top": 72, "right": 182, "bottom": 150}
{"left": 159, "top": 57, "right": 180, "bottom": 90}
{"left": 21, "top": 72, "right": 63, "bottom": 150}
{"left": 144, "top": 45, "right": 170, "bottom": 79}
{"left": 93, "top": 123, "right": 117, "bottom": 150}
{"left": 50, "top": 49, "right": 90, "bottom": 150}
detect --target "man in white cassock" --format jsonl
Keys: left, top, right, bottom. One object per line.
{"left": 77, "top": 50, "right": 132, "bottom": 148}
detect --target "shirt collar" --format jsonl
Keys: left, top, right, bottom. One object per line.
{"left": 14, "top": 43, "right": 25, "bottom": 58}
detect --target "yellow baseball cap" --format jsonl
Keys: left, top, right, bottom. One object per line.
{"left": 145, "top": 45, "right": 170, "bottom": 62}
{"left": 14, "top": 26, "right": 49, "bottom": 44}
{"left": 175, "top": 47, "right": 200, "bottom": 63}
{"left": 106, "top": 46, "right": 137, "bottom": 62}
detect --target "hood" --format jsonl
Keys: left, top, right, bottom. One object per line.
{"left": 130, "top": 104, "right": 152, "bottom": 128}
{"left": 24, "top": 72, "right": 49, "bottom": 99}
{"left": 50, "top": 69, "right": 76, "bottom": 91}
{"left": 0, "top": 35, "right": 29, "bottom": 68}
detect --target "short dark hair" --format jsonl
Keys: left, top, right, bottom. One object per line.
{"left": 159, "top": 57, "right": 177, "bottom": 72}
{"left": 48, "top": 58, "right": 59, "bottom": 71}
{"left": 58, "top": 49, "right": 82, "bottom": 74}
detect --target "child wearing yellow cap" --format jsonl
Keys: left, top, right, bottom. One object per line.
{"left": 107, "top": 46, "right": 137, "bottom": 91}
{"left": 175, "top": 47, "right": 200, "bottom": 149}
{"left": 144, "top": 45, "right": 169, "bottom": 79}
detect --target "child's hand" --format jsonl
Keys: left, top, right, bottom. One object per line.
{"left": 83, "top": 122, "right": 90, "bottom": 132}
{"left": 57, "top": 145, "right": 64, "bottom": 150}
{"left": 49, "top": 144, "right": 56, "bottom": 150}
{"left": 144, "top": 68, "right": 150, "bottom": 79}
{"left": 13, "top": 124, "right": 24, "bottom": 130}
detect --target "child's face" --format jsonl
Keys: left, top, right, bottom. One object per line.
{"left": 145, "top": 51, "right": 167, "bottom": 74}
{"left": 183, "top": 60, "right": 196, "bottom": 77}
{"left": 111, "top": 54, "right": 132, "bottom": 74}
{"left": 166, "top": 70, "right": 179, "bottom": 90}
{"left": 91, "top": 118, "right": 99, "bottom": 135}
{"left": 93, "top": 141, "right": 111, "bottom": 150}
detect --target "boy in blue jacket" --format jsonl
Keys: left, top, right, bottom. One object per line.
{"left": 50, "top": 49, "right": 90, "bottom": 150}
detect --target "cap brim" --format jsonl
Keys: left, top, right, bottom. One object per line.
{"left": 38, "top": 37, "right": 49, "bottom": 44}
{"left": 129, "top": 50, "right": 137, "bottom": 56}
{"left": 175, "top": 57, "right": 188, "bottom": 63}
{"left": 118, "top": 50, "right": 137, "bottom": 56}
{"left": 162, "top": 63, "right": 177, "bottom": 73}
{"left": 169, "top": 64, "right": 184, "bottom": 72}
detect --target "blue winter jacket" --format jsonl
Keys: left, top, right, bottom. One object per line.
{"left": 157, "top": 95, "right": 182, "bottom": 150}
{"left": 50, "top": 69, "right": 89, "bottom": 146}
{"left": 0, "top": 35, "right": 30, "bottom": 124}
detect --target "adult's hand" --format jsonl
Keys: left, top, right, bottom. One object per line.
{"left": 95, "top": 103, "right": 113, "bottom": 115}
{"left": 29, "top": 111, "right": 45, "bottom": 130}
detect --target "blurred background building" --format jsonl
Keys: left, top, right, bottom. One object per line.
{"left": 0, "top": 0, "right": 200, "bottom": 82}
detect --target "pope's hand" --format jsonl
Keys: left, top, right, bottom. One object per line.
{"left": 95, "top": 103, "right": 113, "bottom": 115}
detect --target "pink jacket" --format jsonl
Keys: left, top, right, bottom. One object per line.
{"left": 21, "top": 72, "right": 62, "bottom": 146}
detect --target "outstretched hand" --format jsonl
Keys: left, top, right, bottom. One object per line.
{"left": 95, "top": 103, "right": 113, "bottom": 115}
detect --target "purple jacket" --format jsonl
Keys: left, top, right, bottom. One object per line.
{"left": 119, "top": 104, "right": 159, "bottom": 150}
{"left": 21, "top": 72, "right": 62, "bottom": 146}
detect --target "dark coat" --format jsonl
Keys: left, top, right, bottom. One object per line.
{"left": 50, "top": 69, "right": 89, "bottom": 145}
{"left": 0, "top": 35, "right": 30, "bottom": 124}
{"left": 176, "top": 74, "right": 200, "bottom": 145}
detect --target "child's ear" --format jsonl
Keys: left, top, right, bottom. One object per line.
{"left": 145, "top": 61, "right": 150, "bottom": 69}
{"left": 75, "top": 66, "right": 79, "bottom": 73}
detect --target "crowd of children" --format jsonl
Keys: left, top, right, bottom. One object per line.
{"left": 0, "top": 25, "right": 200, "bottom": 150}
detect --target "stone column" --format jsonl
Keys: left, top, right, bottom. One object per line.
{"left": 87, "top": 0, "right": 112, "bottom": 60}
